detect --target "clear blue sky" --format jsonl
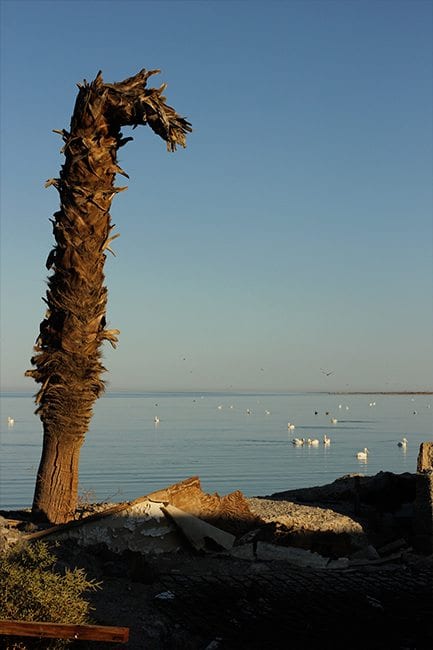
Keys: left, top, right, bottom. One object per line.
{"left": 1, "top": 0, "right": 432, "bottom": 393}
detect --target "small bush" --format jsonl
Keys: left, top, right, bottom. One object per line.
{"left": 0, "top": 541, "right": 100, "bottom": 649}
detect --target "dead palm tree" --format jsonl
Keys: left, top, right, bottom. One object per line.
{"left": 26, "top": 69, "right": 191, "bottom": 523}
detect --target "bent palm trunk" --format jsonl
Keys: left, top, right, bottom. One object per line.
{"left": 26, "top": 70, "right": 191, "bottom": 523}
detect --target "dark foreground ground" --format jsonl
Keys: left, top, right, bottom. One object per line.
{"left": 58, "top": 543, "right": 432, "bottom": 650}
{"left": 2, "top": 470, "right": 432, "bottom": 649}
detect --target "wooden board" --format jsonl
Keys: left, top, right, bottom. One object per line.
{"left": 0, "top": 620, "right": 129, "bottom": 643}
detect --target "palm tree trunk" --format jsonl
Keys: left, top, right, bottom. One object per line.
{"left": 26, "top": 70, "right": 191, "bottom": 523}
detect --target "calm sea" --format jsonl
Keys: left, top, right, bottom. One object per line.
{"left": 1, "top": 391, "right": 432, "bottom": 510}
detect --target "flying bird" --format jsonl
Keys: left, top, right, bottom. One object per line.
{"left": 320, "top": 368, "right": 334, "bottom": 376}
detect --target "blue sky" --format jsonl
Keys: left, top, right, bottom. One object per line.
{"left": 1, "top": 0, "right": 432, "bottom": 393}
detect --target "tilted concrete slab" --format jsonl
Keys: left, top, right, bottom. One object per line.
{"left": 162, "top": 503, "right": 236, "bottom": 552}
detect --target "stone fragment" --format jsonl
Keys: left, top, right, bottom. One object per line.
{"left": 226, "top": 543, "right": 256, "bottom": 561}
{"left": 256, "top": 542, "right": 328, "bottom": 567}
{"left": 350, "top": 545, "right": 380, "bottom": 560}
{"left": 377, "top": 538, "right": 407, "bottom": 556}
{"left": 0, "top": 524, "right": 22, "bottom": 553}
{"left": 154, "top": 591, "right": 176, "bottom": 601}
{"left": 326, "top": 557, "right": 350, "bottom": 569}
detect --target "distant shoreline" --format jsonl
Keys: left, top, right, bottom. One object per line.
{"left": 1, "top": 389, "right": 432, "bottom": 397}
{"left": 329, "top": 391, "right": 433, "bottom": 396}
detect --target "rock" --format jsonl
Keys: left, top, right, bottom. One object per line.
{"left": 326, "top": 557, "right": 350, "bottom": 569}
{"left": 0, "top": 524, "right": 22, "bottom": 553}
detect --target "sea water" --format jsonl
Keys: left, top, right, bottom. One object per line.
{"left": 0, "top": 391, "right": 432, "bottom": 510}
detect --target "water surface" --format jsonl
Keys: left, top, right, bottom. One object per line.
{"left": 1, "top": 391, "right": 431, "bottom": 509}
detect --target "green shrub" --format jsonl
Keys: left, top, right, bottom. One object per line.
{"left": 0, "top": 541, "right": 100, "bottom": 649}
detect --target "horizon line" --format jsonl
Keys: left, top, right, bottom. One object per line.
{"left": 1, "top": 387, "right": 432, "bottom": 396}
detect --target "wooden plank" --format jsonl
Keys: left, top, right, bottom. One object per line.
{"left": 0, "top": 620, "right": 129, "bottom": 643}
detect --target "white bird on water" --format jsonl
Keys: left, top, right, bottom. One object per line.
{"left": 7, "top": 416, "right": 14, "bottom": 426}
{"left": 398, "top": 437, "right": 408, "bottom": 448}
{"left": 323, "top": 434, "right": 331, "bottom": 446}
{"left": 330, "top": 417, "right": 338, "bottom": 424}
{"left": 292, "top": 438, "right": 305, "bottom": 446}
{"left": 307, "top": 438, "right": 320, "bottom": 446}
{"left": 356, "top": 448, "right": 369, "bottom": 460}
{"left": 154, "top": 416, "right": 160, "bottom": 424}
{"left": 288, "top": 423, "right": 295, "bottom": 430}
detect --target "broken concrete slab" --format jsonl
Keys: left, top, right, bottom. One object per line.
{"left": 149, "top": 477, "right": 261, "bottom": 536}
{"left": 24, "top": 477, "right": 260, "bottom": 548}
{"left": 22, "top": 476, "right": 247, "bottom": 556}
{"left": 348, "top": 551, "right": 405, "bottom": 567}
{"left": 256, "top": 541, "right": 328, "bottom": 568}
{"left": 161, "top": 503, "right": 236, "bottom": 552}
{"left": 350, "top": 545, "right": 380, "bottom": 561}
{"left": 53, "top": 500, "right": 185, "bottom": 554}
{"left": 249, "top": 510, "right": 367, "bottom": 559}
{"left": 225, "top": 543, "right": 256, "bottom": 561}
{"left": 377, "top": 538, "right": 408, "bottom": 556}
{"left": 326, "top": 557, "right": 350, "bottom": 569}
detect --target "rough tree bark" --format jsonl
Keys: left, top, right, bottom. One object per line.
{"left": 26, "top": 69, "right": 191, "bottom": 523}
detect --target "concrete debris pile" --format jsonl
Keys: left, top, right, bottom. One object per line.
{"left": 1, "top": 443, "right": 432, "bottom": 568}
{"left": 19, "top": 476, "right": 260, "bottom": 555}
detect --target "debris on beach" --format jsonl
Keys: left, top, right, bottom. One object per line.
{"left": 19, "top": 477, "right": 261, "bottom": 555}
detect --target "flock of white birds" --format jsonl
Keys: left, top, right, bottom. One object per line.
{"left": 286, "top": 404, "right": 410, "bottom": 461}
{"left": 5, "top": 398, "right": 415, "bottom": 463}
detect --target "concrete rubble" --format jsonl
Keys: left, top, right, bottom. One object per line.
{"left": 2, "top": 461, "right": 432, "bottom": 568}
